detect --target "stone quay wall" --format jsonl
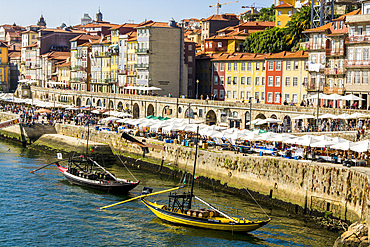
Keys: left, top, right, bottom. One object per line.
{"left": 55, "top": 123, "right": 370, "bottom": 224}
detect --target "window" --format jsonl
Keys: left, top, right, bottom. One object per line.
{"left": 233, "top": 77, "right": 237, "bottom": 85}
{"left": 246, "top": 91, "right": 251, "bottom": 99}
{"left": 233, "top": 91, "right": 237, "bottom": 99}
{"left": 278, "top": 11, "right": 281, "bottom": 16}
{"left": 276, "top": 61, "right": 281, "bottom": 71}
{"left": 247, "top": 62, "right": 251, "bottom": 71}
{"left": 188, "top": 44, "right": 192, "bottom": 51}
{"left": 227, "top": 63, "right": 231, "bottom": 71}
{"left": 227, "top": 76, "right": 232, "bottom": 84}
{"left": 358, "top": 26, "right": 363, "bottom": 35}
{"left": 267, "top": 92, "right": 273, "bottom": 102}
{"left": 294, "top": 61, "right": 299, "bottom": 70}
{"left": 255, "top": 77, "right": 260, "bottom": 85}
{"left": 364, "top": 48, "right": 369, "bottom": 61}
{"left": 220, "top": 76, "right": 224, "bottom": 85}
{"left": 240, "top": 91, "right": 245, "bottom": 99}
{"left": 218, "top": 42, "right": 222, "bottom": 48}
{"left": 288, "top": 11, "right": 291, "bottom": 16}
{"left": 0, "top": 49, "right": 2, "bottom": 55}
{"left": 285, "top": 93, "right": 290, "bottom": 102}
{"left": 220, "top": 63, "right": 225, "bottom": 71}
{"left": 214, "top": 76, "right": 218, "bottom": 85}
{"left": 233, "top": 63, "right": 238, "bottom": 71}
{"left": 219, "top": 90, "right": 225, "bottom": 99}
{"left": 268, "top": 76, "right": 273, "bottom": 86}
{"left": 188, "top": 56, "right": 193, "bottom": 62}
{"left": 214, "top": 62, "right": 218, "bottom": 71}
{"left": 255, "top": 92, "right": 259, "bottom": 101}
{"left": 292, "top": 94, "right": 298, "bottom": 103}
{"left": 348, "top": 49, "right": 354, "bottom": 61}
{"left": 261, "top": 92, "right": 265, "bottom": 101}
{"left": 320, "top": 54, "right": 325, "bottom": 65}
{"left": 240, "top": 77, "right": 245, "bottom": 84}
{"left": 347, "top": 71, "right": 352, "bottom": 84}
{"left": 364, "top": 72, "right": 369, "bottom": 84}
{"left": 355, "top": 71, "right": 361, "bottom": 84}
{"left": 278, "top": 21, "right": 281, "bottom": 26}
{"left": 268, "top": 61, "right": 274, "bottom": 70}
{"left": 293, "top": 77, "right": 298, "bottom": 87}
{"left": 286, "top": 61, "right": 291, "bottom": 70}
{"left": 334, "top": 21, "right": 338, "bottom": 30}
{"left": 262, "top": 77, "right": 265, "bottom": 85}
{"left": 241, "top": 62, "right": 245, "bottom": 71}
{"left": 214, "top": 89, "right": 218, "bottom": 98}
{"left": 227, "top": 91, "right": 231, "bottom": 98}
{"left": 275, "top": 76, "right": 281, "bottom": 87}
{"left": 262, "top": 62, "right": 266, "bottom": 70}
{"left": 275, "top": 93, "right": 281, "bottom": 103}
{"left": 247, "top": 77, "right": 251, "bottom": 85}
{"left": 256, "top": 62, "right": 260, "bottom": 70}
{"left": 356, "top": 48, "right": 362, "bottom": 61}
{"left": 311, "top": 54, "right": 317, "bottom": 63}
{"left": 366, "top": 25, "right": 370, "bottom": 35}
{"left": 339, "top": 21, "right": 343, "bottom": 29}
{"left": 285, "top": 77, "right": 291, "bottom": 87}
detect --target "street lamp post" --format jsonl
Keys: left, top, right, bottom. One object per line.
{"left": 316, "top": 88, "right": 320, "bottom": 132}
{"left": 196, "top": 79, "right": 199, "bottom": 99}
{"left": 249, "top": 97, "right": 253, "bottom": 130}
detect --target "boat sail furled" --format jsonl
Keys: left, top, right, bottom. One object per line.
{"left": 101, "top": 126, "right": 271, "bottom": 232}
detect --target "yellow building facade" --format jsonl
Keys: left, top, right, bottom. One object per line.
{"left": 275, "top": 1, "right": 294, "bottom": 28}
{"left": 280, "top": 51, "right": 309, "bottom": 105}
{"left": 0, "top": 42, "right": 9, "bottom": 91}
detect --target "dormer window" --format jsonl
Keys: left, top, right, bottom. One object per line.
{"left": 334, "top": 21, "right": 338, "bottom": 30}
{"left": 339, "top": 21, "right": 343, "bottom": 29}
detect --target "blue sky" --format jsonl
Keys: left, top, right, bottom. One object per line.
{"left": 2, "top": 0, "right": 274, "bottom": 28}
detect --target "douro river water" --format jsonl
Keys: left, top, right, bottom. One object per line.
{"left": 0, "top": 139, "right": 338, "bottom": 246}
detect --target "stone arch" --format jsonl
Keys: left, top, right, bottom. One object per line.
{"left": 86, "top": 98, "right": 92, "bottom": 106}
{"left": 162, "top": 105, "right": 172, "bottom": 117}
{"left": 206, "top": 110, "right": 216, "bottom": 125}
{"left": 133, "top": 103, "right": 140, "bottom": 119}
{"left": 284, "top": 115, "right": 292, "bottom": 131}
{"left": 109, "top": 100, "right": 114, "bottom": 109}
{"left": 185, "top": 107, "right": 194, "bottom": 119}
{"left": 255, "top": 113, "right": 266, "bottom": 120}
{"left": 147, "top": 104, "right": 155, "bottom": 116}
{"left": 117, "top": 101, "right": 123, "bottom": 110}
{"left": 245, "top": 111, "right": 251, "bottom": 129}
{"left": 96, "top": 99, "right": 102, "bottom": 107}
{"left": 76, "top": 97, "right": 82, "bottom": 107}
{"left": 270, "top": 114, "right": 277, "bottom": 119}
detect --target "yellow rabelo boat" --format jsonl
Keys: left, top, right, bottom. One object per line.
{"left": 101, "top": 127, "right": 271, "bottom": 233}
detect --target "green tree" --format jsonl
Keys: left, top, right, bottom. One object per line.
{"left": 243, "top": 27, "right": 290, "bottom": 54}
{"left": 258, "top": 5, "right": 275, "bottom": 22}
{"left": 284, "top": 6, "right": 311, "bottom": 47}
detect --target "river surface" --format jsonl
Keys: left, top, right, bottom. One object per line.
{"left": 0, "top": 139, "right": 338, "bottom": 246}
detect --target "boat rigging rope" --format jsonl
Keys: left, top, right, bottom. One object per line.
{"left": 115, "top": 151, "right": 138, "bottom": 182}
{"left": 235, "top": 177, "right": 271, "bottom": 220}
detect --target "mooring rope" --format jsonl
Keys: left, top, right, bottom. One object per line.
{"left": 235, "top": 176, "right": 271, "bottom": 220}
{"left": 114, "top": 149, "right": 138, "bottom": 182}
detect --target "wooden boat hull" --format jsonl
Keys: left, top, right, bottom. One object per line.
{"left": 142, "top": 199, "right": 270, "bottom": 232}
{"left": 57, "top": 165, "right": 139, "bottom": 194}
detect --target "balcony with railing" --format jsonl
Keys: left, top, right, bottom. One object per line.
{"left": 72, "top": 77, "right": 81, "bottom": 82}
{"left": 323, "top": 87, "right": 344, "bottom": 94}
{"left": 344, "top": 60, "right": 370, "bottom": 68}
{"left": 307, "top": 43, "right": 326, "bottom": 50}
{"left": 307, "top": 82, "right": 324, "bottom": 91}
{"left": 117, "top": 69, "right": 127, "bottom": 74}
{"left": 72, "top": 65, "right": 81, "bottom": 71}
{"left": 135, "top": 48, "right": 150, "bottom": 54}
{"left": 325, "top": 48, "right": 345, "bottom": 56}
{"left": 135, "top": 63, "right": 149, "bottom": 69}
{"left": 109, "top": 50, "right": 119, "bottom": 56}
{"left": 346, "top": 35, "right": 370, "bottom": 44}
{"left": 324, "top": 67, "right": 345, "bottom": 75}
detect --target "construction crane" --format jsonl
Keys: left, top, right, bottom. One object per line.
{"left": 209, "top": 0, "right": 239, "bottom": 15}
{"left": 241, "top": 3, "right": 264, "bottom": 14}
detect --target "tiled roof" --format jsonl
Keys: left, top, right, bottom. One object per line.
{"left": 109, "top": 23, "right": 139, "bottom": 30}
{"left": 333, "top": 9, "right": 361, "bottom": 21}
{"left": 56, "top": 60, "right": 71, "bottom": 67}
{"left": 82, "top": 23, "right": 118, "bottom": 28}
{"left": 69, "top": 34, "right": 100, "bottom": 42}
{"left": 202, "top": 14, "right": 238, "bottom": 22}
{"left": 303, "top": 23, "right": 332, "bottom": 33}
{"left": 274, "top": 3, "right": 294, "bottom": 8}
{"left": 212, "top": 52, "right": 267, "bottom": 61}
{"left": 137, "top": 22, "right": 172, "bottom": 28}
{"left": 8, "top": 51, "right": 21, "bottom": 58}
{"left": 266, "top": 50, "right": 308, "bottom": 59}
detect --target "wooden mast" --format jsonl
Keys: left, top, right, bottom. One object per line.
{"left": 188, "top": 126, "right": 199, "bottom": 209}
